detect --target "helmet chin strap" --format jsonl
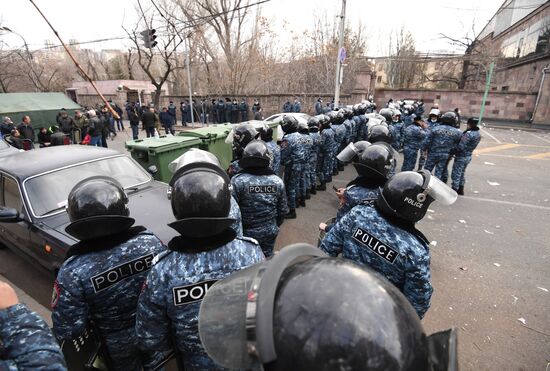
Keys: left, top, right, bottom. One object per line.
{"left": 416, "top": 170, "right": 431, "bottom": 203}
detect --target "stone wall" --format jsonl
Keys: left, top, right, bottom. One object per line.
{"left": 374, "top": 88, "right": 538, "bottom": 123}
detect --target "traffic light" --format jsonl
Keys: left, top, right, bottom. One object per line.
{"left": 140, "top": 29, "right": 157, "bottom": 49}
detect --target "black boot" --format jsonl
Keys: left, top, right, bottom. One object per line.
{"left": 333, "top": 169, "right": 339, "bottom": 176}
{"left": 299, "top": 197, "right": 306, "bottom": 207}
{"left": 310, "top": 186, "right": 317, "bottom": 195}
{"left": 457, "top": 186, "right": 464, "bottom": 195}
{"left": 285, "top": 209, "right": 297, "bottom": 219}
{"left": 326, "top": 176, "right": 333, "bottom": 183}
{"left": 305, "top": 191, "right": 311, "bottom": 200}
{"left": 317, "top": 182, "right": 326, "bottom": 191}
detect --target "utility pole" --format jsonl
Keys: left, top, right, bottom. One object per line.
{"left": 478, "top": 61, "right": 494, "bottom": 123}
{"left": 184, "top": 35, "right": 194, "bottom": 128}
{"left": 333, "top": 0, "right": 346, "bottom": 109}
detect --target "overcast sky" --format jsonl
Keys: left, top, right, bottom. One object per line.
{"left": 0, "top": 0, "right": 502, "bottom": 56}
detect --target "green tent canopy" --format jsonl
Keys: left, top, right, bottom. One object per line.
{"left": 0, "top": 93, "right": 81, "bottom": 132}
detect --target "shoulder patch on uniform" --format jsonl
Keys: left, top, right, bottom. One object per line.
{"left": 352, "top": 227, "right": 399, "bottom": 264}
{"left": 172, "top": 279, "right": 217, "bottom": 306}
{"left": 152, "top": 250, "right": 172, "bottom": 265}
{"left": 237, "top": 236, "right": 260, "bottom": 246}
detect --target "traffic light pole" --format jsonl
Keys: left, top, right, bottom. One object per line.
{"left": 184, "top": 36, "right": 194, "bottom": 128}
{"left": 333, "top": 0, "right": 346, "bottom": 109}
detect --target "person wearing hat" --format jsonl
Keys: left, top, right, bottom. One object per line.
{"left": 451, "top": 117, "right": 482, "bottom": 195}
{"left": 51, "top": 176, "right": 166, "bottom": 370}
{"left": 136, "top": 154, "right": 264, "bottom": 370}
{"left": 0, "top": 117, "right": 15, "bottom": 138}
{"left": 231, "top": 140, "right": 288, "bottom": 257}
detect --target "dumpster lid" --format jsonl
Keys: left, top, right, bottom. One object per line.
{"left": 125, "top": 136, "right": 201, "bottom": 151}
{"left": 178, "top": 124, "right": 234, "bottom": 140}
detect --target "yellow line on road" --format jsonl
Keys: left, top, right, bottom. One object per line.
{"left": 524, "top": 152, "right": 550, "bottom": 159}
{"left": 474, "top": 143, "right": 522, "bottom": 154}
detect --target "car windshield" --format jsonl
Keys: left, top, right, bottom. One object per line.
{"left": 24, "top": 156, "right": 151, "bottom": 217}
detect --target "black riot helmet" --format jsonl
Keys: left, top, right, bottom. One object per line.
{"left": 199, "top": 244, "right": 458, "bottom": 371}
{"left": 376, "top": 170, "right": 458, "bottom": 223}
{"left": 232, "top": 124, "right": 259, "bottom": 159}
{"left": 259, "top": 126, "right": 274, "bottom": 142}
{"left": 467, "top": 117, "right": 479, "bottom": 128}
{"left": 378, "top": 108, "right": 394, "bottom": 123}
{"left": 169, "top": 163, "right": 234, "bottom": 237}
{"left": 240, "top": 140, "right": 271, "bottom": 169}
{"left": 336, "top": 140, "right": 371, "bottom": 163}
{"left": 342, "top": 107, "right": 354, "bottom": 119}
{"left": 368, "top": 124, "right": 392, "bottom": 144}
{"left": 280, "top": 115, "right": 299, "bottom": 134}
{"left": 65, "top": 176, "right": 134, "bottom": 240}
{"left": 298, "top": 121, "right": 309, "bottom": 134}
{"left": 317, "top": 114, "right": 331, "bottom": 129}
{"left": 440, "top": 111, "right": 458, "bottom": 126}
{"left": 326, "top": 110, "right": 338, "bottom": 125}
{"left": 353, "top": 143, "right": 395, "bottom": 180}
{"left": 307, "top": 116, "right": 320, "bottom": 130}
{"left": 335, "top": 109, "right": 345, "bottom": 124}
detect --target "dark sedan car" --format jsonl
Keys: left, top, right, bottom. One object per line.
{"left": 0, "top": 146, "right": 178, "bottom": 273}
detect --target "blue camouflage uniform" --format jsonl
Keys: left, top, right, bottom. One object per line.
{"left": 332, "top": 124, "right": 347, "bottom": 171}
{"left": 135, "top": 236, "right": 264, "bottom": 370}
{"left": 342, "top": 119, "right": 353, "bottom": 147}
{"left": 308, "top": 131, "right": 322, "bottom": 188}
{"left": 451, "top": 128, "right": 481, "bottom": 190}
{"left": 1, "top": 304, "right": 67, "bottom": 370}
{"left": 317, "top": 126, "right": 335, "bottom": 183}
{"left": 320, "top": 205, "right": 433, "bottom": 318}
{"left": 389, "top": 121, "right": 404, "bottom": 151}
{"left": 352, "top": 115, "right": 366, "bottom": 142}
{"left": 229, "top": 195, "right": 243, "bottom": 236}
{"left": 401, "top": 124, "right": 427, "bottom": 171}
{"left": 299, "top": 132, "right": 313, "bottom": 198}
{"left": 422, "top": 124, "right": 462, "bottom": 179}
{"left": 325, "top": 179, "right": 381, "bottom": 234}
{"left": 227, "top": 159, "right": 241, "bottom": 178}
{"left": 293, "top": 101, "right": 302, "bottom": 113}
{"left": 281, "top": 132, "right": 307, "bottom": 209}
{"left": 265, "top": 140, "right": 281, "bottom": 175}
{"left": 231, "top": 171, "right": 288, "bottom": 256}
{"left": 52, "top": 229, "right": 166, "bottom": 370}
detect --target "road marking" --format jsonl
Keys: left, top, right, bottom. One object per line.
{"left": 524, "top": 152, "right": 550, "bottom": 159}
{"left": 461, "top": 196, "right": 550, "bottom": 211}
{"left": 481, "top": 128, "right": 502, "bottom": 144}
{"left": 530, "top": 133, "right": 550, "bottom": 145}
{"left": 477, "top": 153, "right": 550, "bottom": 160}
{"left": 474, "top": 143, "right": 522, "bottom": 154}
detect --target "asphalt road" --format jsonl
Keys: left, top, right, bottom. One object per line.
{"left": 1, "top": 123, "right": 549, "bottom": 370}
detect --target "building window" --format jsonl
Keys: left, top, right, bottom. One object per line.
{"left": 502, "top": 86, "right": 509, "bottom": 91}
{"left": 377, "top": 76, "right": 382, "bottom": 83}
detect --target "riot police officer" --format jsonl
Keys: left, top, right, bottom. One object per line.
{"left": 322, "top": 142, "right": 395, "bottom": 233}
{"left": 198, "top": 244, "right": 458, "bottom": 371}
{"left": 402, "top": 115, "right": 428, "bottom": 171}
{"left": 389, "top": 109, "right": 405, "bottom": 151}
{"left": 320, "top": 170, "right": 458, "bottom": 318}
{"left": 280, "top": 115, "right": 307, "bottom": 218}
{"left": 135, "top": 159, "right": 264, "bottom": 370}
{"left": 1, "top": 281, "right": 67, "bottom": 370}
{"left": 316, "top": 114, "right": 335, "bottom": 191}
{"left": 227, "top": 123, "right": 260, "bottom": 177}
{"left": 169, "top": 149, "right": 244, "bottom": 236}
{"left": 298, "top": 121, "right": 313, "bottom": 203}
{"left": 329, "top": 110, "right": 347, "bottom": 175}
{"left": 422, "top": 111, "right": 462, "bottom": 180}
{"left": 259, "top": 126, "right": 281, "bottom": 174}
{"left": 451, "top": 117, "right": 482, "bottom": 195}
{"left": 231, "top": 140, "right": 288, "bottom": 257}
{"left": 307, "top": 116, "right": 322, "bottom": 195}
{"left": 52, "top": 176, "right": 166, "bottom": 370}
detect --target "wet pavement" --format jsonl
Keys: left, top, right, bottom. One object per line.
{"left": 1, "top": 123, "right": 549, "bottom": 370}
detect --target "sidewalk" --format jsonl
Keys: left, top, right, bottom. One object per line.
{"left": 0, "top": 274, "right": 52, "bottom": 326}
{"left": 483, "top": 119, "right": 550, "bottom": 131}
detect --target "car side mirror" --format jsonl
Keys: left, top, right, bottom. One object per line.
{"left": 147, "top": 165, "right": 158, "bottom": 176}
{"left": 0, "top": 207, "right": 21, "bottom": 222}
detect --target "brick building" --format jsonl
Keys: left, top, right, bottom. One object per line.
{"left": 466, "top": 0, "right": 549, "bottom": 124}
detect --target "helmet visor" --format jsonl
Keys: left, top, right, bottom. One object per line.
{"left": 336, "top": 142, "right": 360, "bottom": 162}
{"left": 199, "top": 262, "right": 266, "bottom": 369}
{"left": 427, "top": 328, "right": 458, "bottom": 371}
{"left": 419, "top": 171, "right": 458, "bottom": 206}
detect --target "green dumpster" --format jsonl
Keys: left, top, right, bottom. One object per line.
{"left": 178, "top": 122, "right": 279, "bottom": 170}
{"left": 178, "top": 124, "right": 234, "bottom": 169}
{"left": 125, "top": 135, "right": 201, "bottom": 183}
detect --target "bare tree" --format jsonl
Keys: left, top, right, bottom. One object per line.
{"left": 384, "top": 27, "right": 423, "bottom": 89}
{"left": 124, "top": 0, "right": 185, "bottom": 107}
